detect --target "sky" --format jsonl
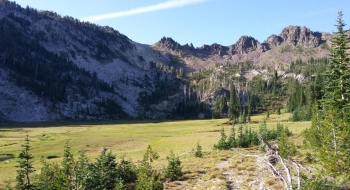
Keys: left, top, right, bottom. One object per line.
{"left": 12, "top": 0, "right": 350, "bottom": 47}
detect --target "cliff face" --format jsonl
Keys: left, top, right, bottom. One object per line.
{"left": 230, "top": 36, "right": 268, "bottom": 54}
{"left": 278, "top": 25, "right": 326, "bottom": 48}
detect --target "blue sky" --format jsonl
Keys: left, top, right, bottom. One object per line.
{"left": 13, "top": 0, "right": 350, "bottom": 47}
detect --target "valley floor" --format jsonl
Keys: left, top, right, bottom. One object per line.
{"left": 0, "top": 113, "right": 311, "bottom": 189}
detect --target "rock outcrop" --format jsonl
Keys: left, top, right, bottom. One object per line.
{"left": 264, "top": 34, "right": 284, "bottom": 48}
{"left": 230, "top": 36, "right": 268, "bottom": 54}
{"left": 279, "top": 25, "right": 323, "bottom": 48}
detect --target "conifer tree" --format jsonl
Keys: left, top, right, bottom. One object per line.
{"left": 86, "top": 148, "right": 120, "bottom": 190}
{"left": 228, "top": 84, "right": 239, "bottom": 121}
{"left": 194, "top": 141, "right": 203, "bottom": 158}
{"left": 136, "top": 145, "right": 163, "bottom": 190}
{"left": 305, "top": 11, "right": 350, "bottom": 176}
{"left": 16, "top": 133, "right": 34, "bottom": 190}
{"left": 165, "top": 151, "right": 182, "bottom": 181}
{"left": 75, "top": 150, "right": 89, "bottom": 189}
{"left": 227, "top": 124, "right": 236, "bottom": 148}
{"left": 61, "top": 141, "right": 75, "bottom": 189}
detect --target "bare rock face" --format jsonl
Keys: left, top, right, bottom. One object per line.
{"left": 153, "top": 37, "right": 181, "bottom": 50}
{"left": 279, "top": 26, "right": 321, "bottom": 48}
{"left": 197, "top": 43, "right": 228, "bottom": 56}
{"left": 265, "top": 34, "right": 284, "bottom": 48}
{"left": 230, "top": 36, "right": 268, "bottom": 54}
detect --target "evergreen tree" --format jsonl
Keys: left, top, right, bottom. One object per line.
{"left": 305, "top": 11, "right": 350, "bottom": 176}
{"left": 34, "top": 159, "right": 62, "bottom": 190}
{"left": 227, "top": 124, "right": 236, "bottom": 148}
{"left": 61, "top": 141, "right": 75, "bottom": 189}
{"left": 75, "top": 150, "right": 90, "bottom": 189}
{"left": 194, "top": 141, "right": 203, "bottom": 158}
{"left": 116, "top": 156, "right": 137, "bottom": 184}
{"left": 16, "top": 133, "right": 34, "bottom": 190}
{"left": 228, "top": 84, "right": 239, "bottom": 121}
{"left": 86, "top": 148, "right": 120, "bottom": 190}
{"left": 237, "top": 124, "right": 243, "bottom": 147}
{"left": 278, "top": 128, "right": 297, "bottom": 158}
{"left": 165, "top": 151, "right": 182, "bottom": 181}
{"left": 213, "top": 127, "right": 228, "bottom": 150}
{"left": 136, "top": 146, "right": 163, "bottom": 190}
{"left": 322, "top": 11, "right": 350, "bottom": 117}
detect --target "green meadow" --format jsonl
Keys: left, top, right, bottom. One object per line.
{"left": 0, "top": 113, "right": 310, "bottom": 188}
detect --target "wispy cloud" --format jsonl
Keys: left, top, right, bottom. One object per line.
{"left": 82, "top": 0, "right": 210, "bottom": 22}
{"left": 303, "top": 8, "right": 339, "bottom": 18}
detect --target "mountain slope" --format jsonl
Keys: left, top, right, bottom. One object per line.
{"left": 1, "top": 0, "right": 348, "bottom": 122}
{"left": 0, "top": 1, "right": 182, "bottom": 121}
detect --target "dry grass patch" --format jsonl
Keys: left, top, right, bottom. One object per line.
{"left": 272, "top": 183, "right": 284, "bottom": 190}
{"left": 246, "top": 177, "right": 254, "bottom": 182}
{"left": 237, "top": 164, "right": 247, "bottom": 171}
{"left": 246, "top": 165, "right": 256, "bottom": 171}
{"left": 265, "top": 177, "right": 276, "bottom": 186}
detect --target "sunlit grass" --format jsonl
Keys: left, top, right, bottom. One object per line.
{"left": 0, "top": 113, "right": 311, "bottom": 188}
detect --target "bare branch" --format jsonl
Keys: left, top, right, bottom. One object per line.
{"left": 278, "top": 153, "right": 292, "bottom": 190}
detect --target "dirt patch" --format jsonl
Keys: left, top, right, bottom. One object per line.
{"left": 215, "top": 157, "right": 238, "bottom": 190}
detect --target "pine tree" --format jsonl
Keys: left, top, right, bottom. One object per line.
{"left": 194, "top": 141, "right": 203, "bottom": 158}
{"left": 227, "top": 124, "right": 236, "bottom": 148}
{"left": 305, "top": 11, "right": 350, "bottom": 176}
{"left": 323, "top": 12, "right": 350, "bottom": 115}
{"left": 136, "top": 146, "right": 163, "bottom": 190}
{"left": 16, "top": 133, "right": 34, "bottom": 190}
{"left": 237, "top": 124, "right": 243, "bottom": 147}
{"left": 34, "top": 159, "right": 62, "bottom": 190}
{"left": 278, "top": 128, "right": 296, "bottom": 158}
{"left": 214, "top": 127, "right": 228, "bottom": 150}
{"left": 61, "top": 141, "right": 75, "bottom": 189}
{"left": 165, "top": 151, "right": 182, "bottom": 181}
{"left": 116, "top": 156, "right": 137, "bottom": 184}
{"left": 86, "top": 148, "right": 120, "bottom": 190}
{"left": 228, "top": 84, "right": 239, "bottom": 121}
{"left": 75, "top": 150, "right": 90, "bottom": 189}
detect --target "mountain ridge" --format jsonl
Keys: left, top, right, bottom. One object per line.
{"left": 0, "top": 0, "right": 348, "bottom": 122}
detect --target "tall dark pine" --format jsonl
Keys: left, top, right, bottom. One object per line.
{"left": 228, "top": 84, "right": 239, "bottom": 121}
{"left": 323, "top": 11, "right": 350, "bottom": 117}
{"left": 305, "top": 11, "right": 350, "bottom": 176}
{"left": 16, "top": 133, "right": 35, "bottom": 190}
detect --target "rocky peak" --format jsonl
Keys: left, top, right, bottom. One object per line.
{"left": 196, "top": 43, "right": 228, "bottom": 56}
{"left": 264, "top": 34, "right": 283, "bottom": 48}
{"left": 279, "top": 26, "right": 322, "bottom": 48}
{"left": 230, "top": 36, "right": 267, "bottom": 54}
{"left": 183, "top": 43, "right": 195, "bottom": 50}
{"left": 153, "top": 37, "right": 181, "bottom": 50}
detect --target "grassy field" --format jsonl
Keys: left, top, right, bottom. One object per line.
{"left": 0, "top": 113, "right": 311, "bottom": 189}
